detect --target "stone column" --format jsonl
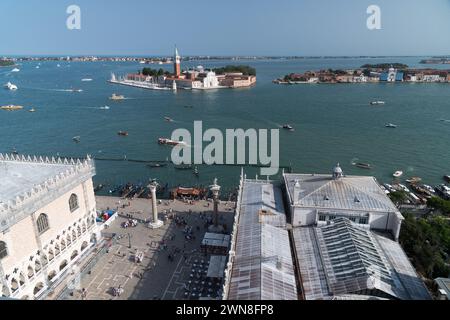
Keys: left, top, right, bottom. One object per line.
{"left": 148, "top": 183, "right": 163, "bottom": 229}
{"left": 208, "top": 178, "right": 223, "bottom": 233}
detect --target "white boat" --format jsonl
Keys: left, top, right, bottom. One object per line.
{"left": 100, "top": 106, "right": 110, "bottom": 110}
{"left": 28, "top": 108, "right": 36, "bottom": 113}
{"left": 393, "top": 171, "right": 403, "bottom": 178}
{"left": 11, "top": 68, "right": 20, "bottom": 72}
{"left": 110, "top": 93, "right": 125, "bottom": 100}
{"left": 57, "top": 64, "right": 61, "bottom": 67}
{"left": 370, "top": 101, "right": 385, "bottom": 105}
{"left": 81, "top": 78, "right": 93, "bottom": 82}
{"left": 4, "top": 82, "right": 18, "bottom": 90}
{"left": 35, "top": 66, "right": 40, "bottom": 69}
{"left": 385, "top": 123, "right": 397, "bottom": 128}
{"left": 282, "top": 124, "right": 294, "bottom": 131}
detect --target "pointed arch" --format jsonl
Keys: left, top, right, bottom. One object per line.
{"left": 69, "top": 194, "right": 79, "bottom": 212}
{"left": 36, "top": 213, "right": 50, "bottom": 234}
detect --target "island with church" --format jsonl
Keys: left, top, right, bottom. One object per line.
{"left": 108, "top": 46, "right": 257, "bottom": 91}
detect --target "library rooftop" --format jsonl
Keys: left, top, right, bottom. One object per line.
{"left": 222, "top": 164, "right": 431, "bottom": 300}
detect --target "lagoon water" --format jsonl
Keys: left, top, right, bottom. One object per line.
{"left": 1, "top": 57, "right": 449, "bottom": 195}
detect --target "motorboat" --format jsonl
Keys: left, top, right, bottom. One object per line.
{"left": 158, "top": 138, "right": 185, "bottom": 146}
{"left": 118, "top": 131, "right": 129, "bottom": 136}
{"left": 385, "top": 123, "right": 397, "bottom": 128}
{"left": 11, "top": 68, "right": 20, "bottom": 72}
{"left": 393, "top": 171, "right": 403, "bottom": 178}
{"left": 443, "top": 175, "right": 450, "bottom": 183}
{"left": 370, "top": 101, "right": 385, "bottom": 105}
{"left": 164, "top": 116, "right": 174, "bottom": 122}
{"left": 28, "top": 108, "right": 36, "bottom": 112}
{"left": 81, "top": 78, "right": 93, "bottom": 82}
{"left": 282, "top": 124, "right": 294, "bottom": 131}
{"left": 4, "top": 82, "right": 18, "bottom": 90}
{"left": 355, "top": 162, "right": 372, "bottom": 169}
{"left": 70, "top": 88, "right": 83, "bottom": 92}
{"left": 73, "top": 136, "right": 81, "bottom": 143}
{"left": 100, "top": 106, "right": 110, "bottom": 110}
{"left": 110, "top": 93, "right": 125, "bottom": 100}
{"left": 1, "top": 105, "right": 23, "bottom": 111}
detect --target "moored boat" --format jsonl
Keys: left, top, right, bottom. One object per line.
{"left": 393, "top": 171, "right": 403, "bottom": 178}
{"left": 405, "top": 177, "right": 422, "bottom": 184}
{"left": 443, "top": 175, "right": 450, "bottom": 183}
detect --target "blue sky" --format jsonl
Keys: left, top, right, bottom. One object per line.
{"left": 1, "top": 0, "right": 450, "bottom": 56}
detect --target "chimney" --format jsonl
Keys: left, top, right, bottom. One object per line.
{"left": 293, "top": 179, "right": 300, "bottom": 204}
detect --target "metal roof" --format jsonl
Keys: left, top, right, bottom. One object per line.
{"left": 207, "top": 255, "right": 227, "bottom": 278}
{"left": 293, "top": 218, "right": 431, "bottom": 300}
{"left": 226, "top": 180, "right": 297, "bottom": 300}
{"left": 284, "top": 173, "right": 399, "bottom": 213}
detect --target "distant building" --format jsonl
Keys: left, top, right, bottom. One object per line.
{"left": 0, "top": 154, "right": 100, "bottom": 300}
{"left": 119, "top": 47, "right": 256, "bottom": 90}
{"left": 379, "top": 67, "right": 404, "bottom": 82}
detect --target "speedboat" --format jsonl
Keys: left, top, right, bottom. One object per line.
{"left": 73, "top": 136, "right": 81, "bottom": 143}
{"left": 110, "top": 93, "right": 125, "bottom": 100}
{"left": 1, "top": 105, "right": 23, "bottom": 111}
{"left": 443, "top": 175, "right": 450, "bottom": 183}
{"left": 385, "top": 123, "right": 397, "bottom": 128}
{"left": 81, "top": 78, "right": 93, "bottom": 82}
{"left": 282, "top": 124, "right": 294, "bottom": 131}
{"left": 370, "top": 101, "right": 385, "bottom": 105}
{"left": 158, "top": 138, "right": 185, "bottom": 146}
{"left": 11, "top": 68, "right": 20, "bottom": 72}
{"left": 4, "top": 82, "right": 18, "bottom": 90}
{"left": 118, "top": 131, "right": 129, "bottom": 136}
{"left": 70, "top": 88, "right": 83, "bottom": 92}
{"left": 393, "top": 171, "right": 403, "bottom": 178}
{"left": 28, "top": 108, "right": 36, "bottom": 113}
{"left": 164, "top": 116, "right": 174, "bottom": 122}
{"left": 100, "top": 106, "right": 110, "bottom": 110}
